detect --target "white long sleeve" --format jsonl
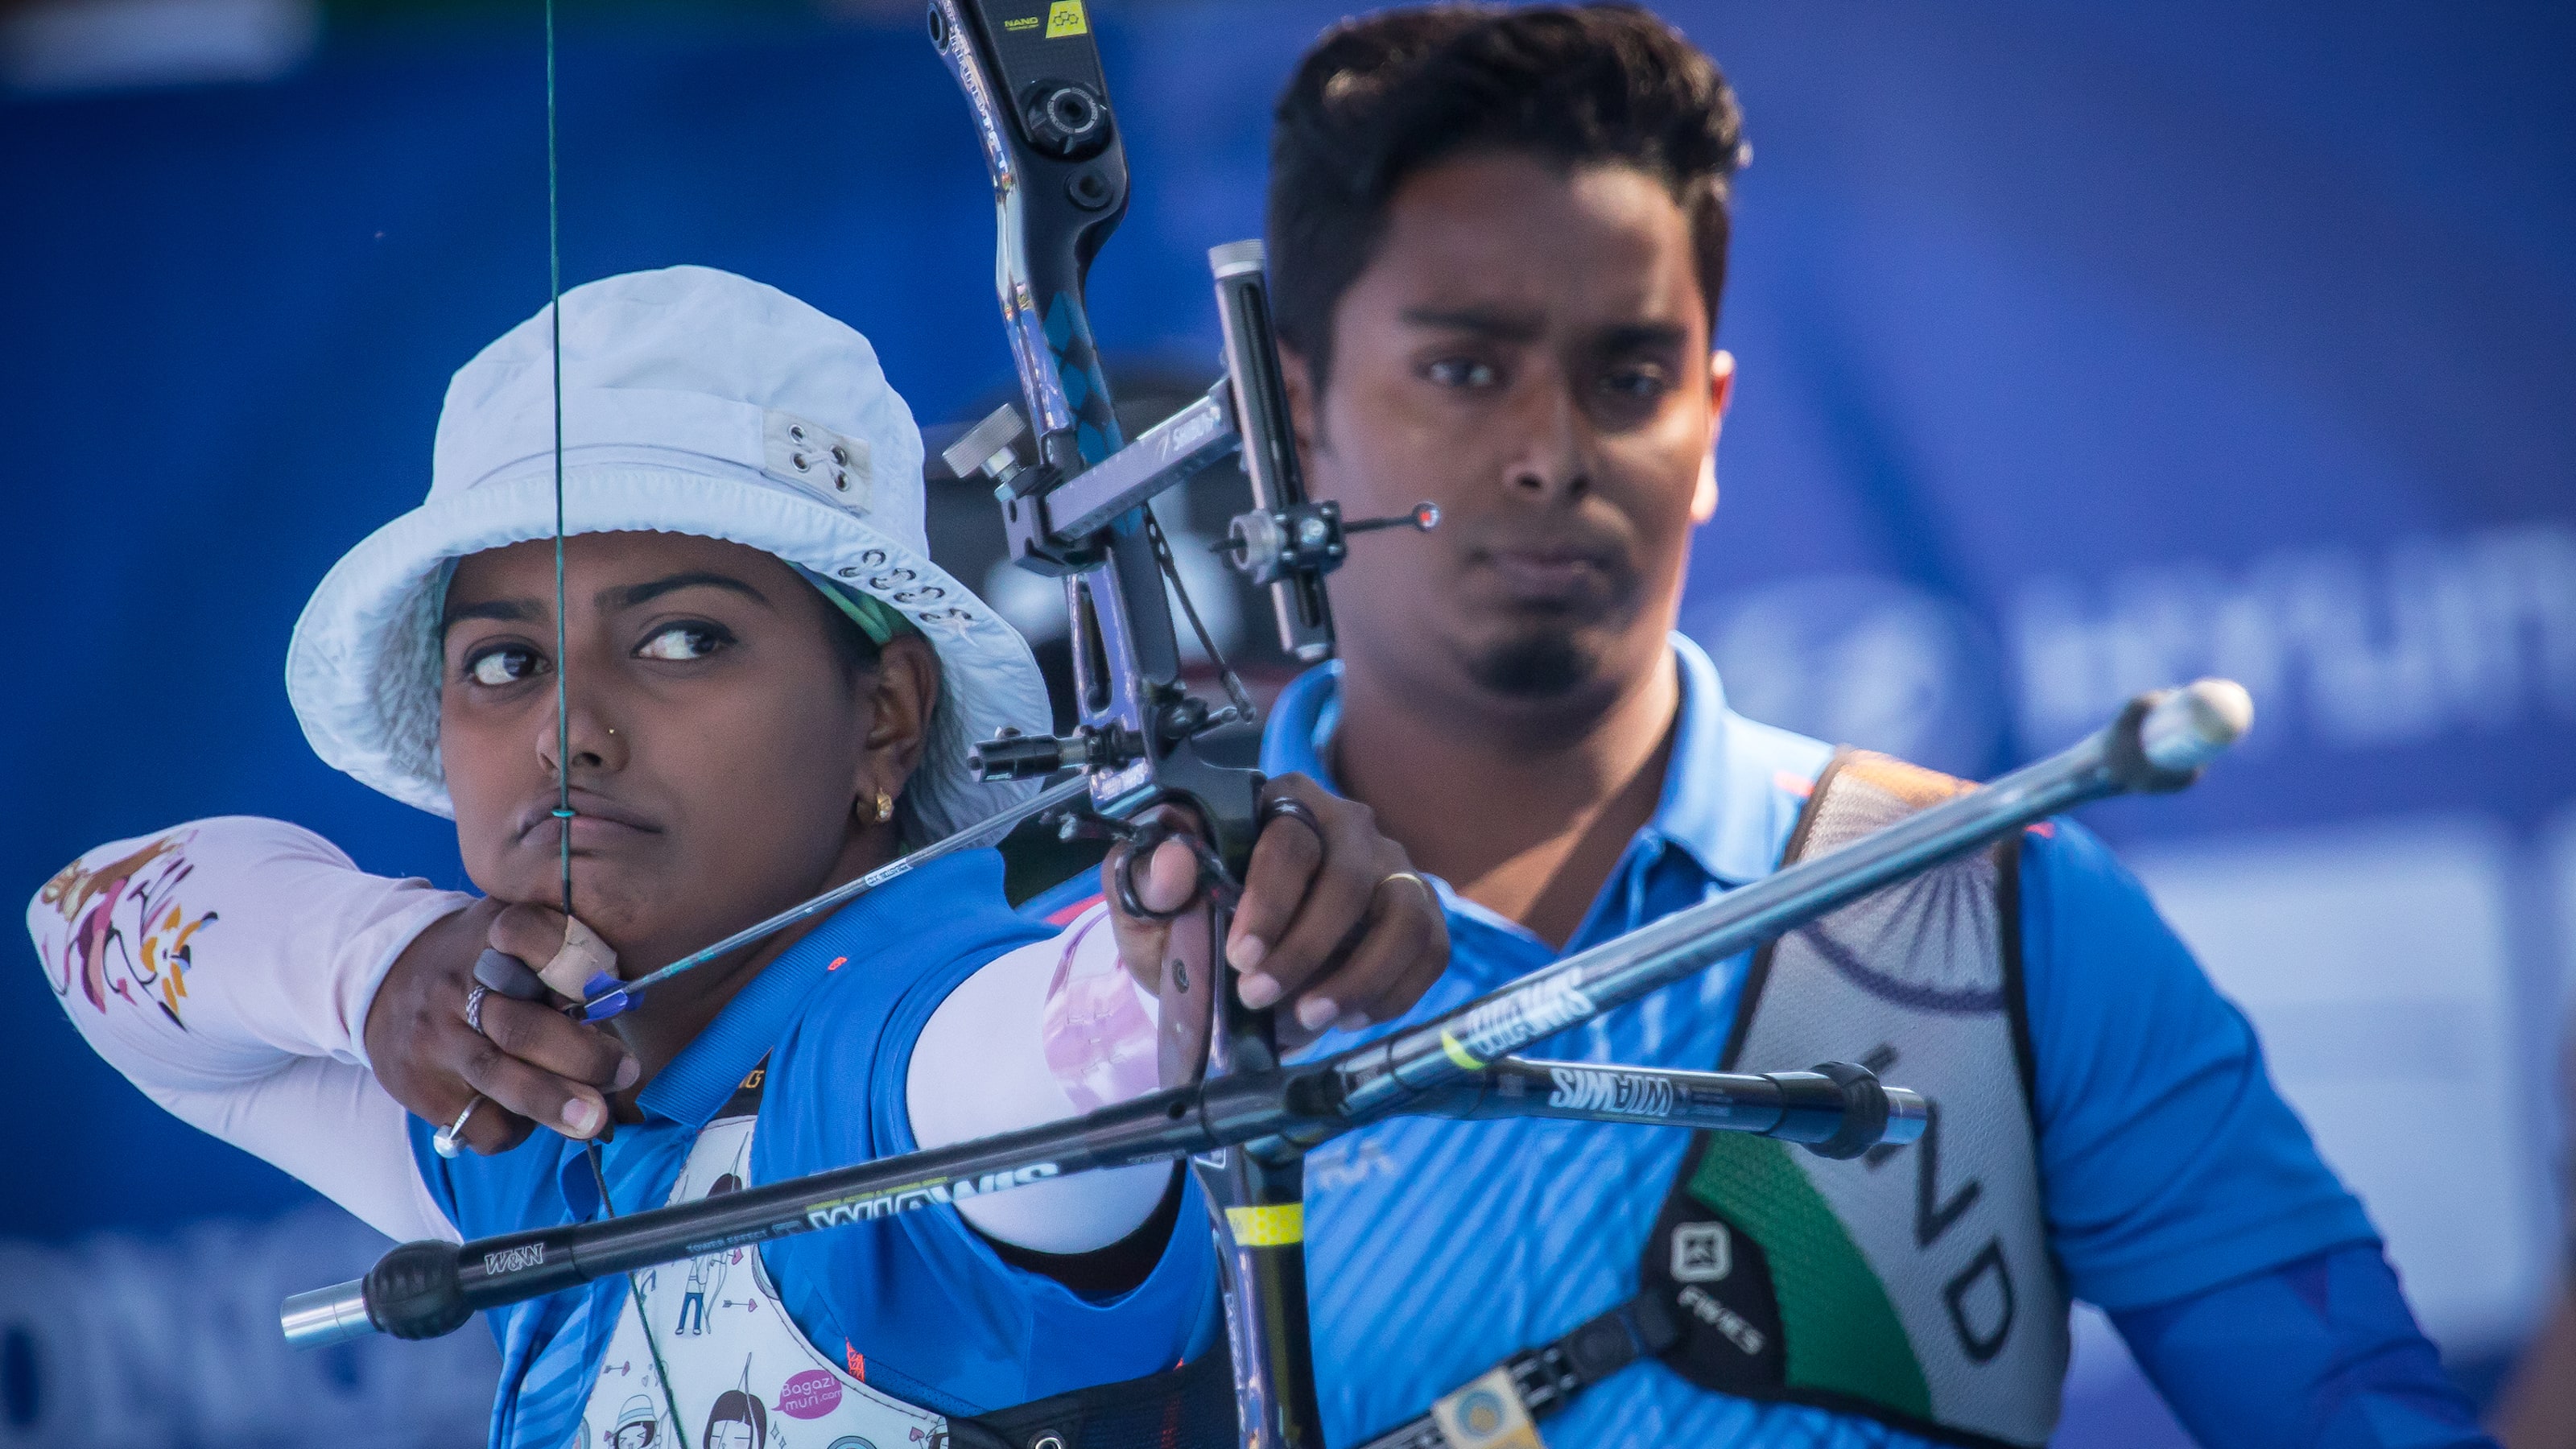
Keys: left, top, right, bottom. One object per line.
{"left": 27, "top": 816, "right": 468, "bottom": 1243}
{"left": 907, "top": 902, "right": 1177, "bottom": 1254}
{"left": 30, "top": 818, "right": 1173, "bottom": 1257}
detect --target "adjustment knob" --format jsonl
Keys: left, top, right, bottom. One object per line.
{"left": 1021, "top": 81, "right": 1113, "bottom": 161}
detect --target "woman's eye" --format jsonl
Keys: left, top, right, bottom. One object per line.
{"left": 464, "top": 646, "right": 544, "bottom": 687}
{"left": 1423, "top": 357, "right": 1501, "bottom": 390}
{"left": 637, "top": 622, "right": 730, "bottom": 662}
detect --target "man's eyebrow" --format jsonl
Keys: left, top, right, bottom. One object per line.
{"left": 601, "top": 572, "right": 774, "bottom": 613}
{"left": 1399, "top": 305, "right": 1544, "bottom": 342}
{"left": 1596, "top": 320, "right": 1691, "bottom": 352}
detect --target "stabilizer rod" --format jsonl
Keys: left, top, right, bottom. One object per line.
{"left": 1415, "top": 1057, "right": 1928, "bottom": 1160}
{"left": 280, "top": 1059, "right": 1901, "bottom": 1348}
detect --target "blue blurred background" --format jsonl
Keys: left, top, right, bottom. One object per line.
{"left": 4, "top": 1, "right": 2570, "bottom": 1443}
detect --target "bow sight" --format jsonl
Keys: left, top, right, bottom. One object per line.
{"left": 927, "top": 16, "right": 1435, "bottom": 802}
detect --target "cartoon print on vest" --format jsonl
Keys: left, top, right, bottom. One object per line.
{"left": 609, "top": 1393, "right": 666, "bottom": 1448}
{"left": 581, "top": 1073, "right": 953, "bottom": 1449}
{"left": 679, "top": 1143, "right": 749, "bottom": 1336}
{"left": 704, "top": 1360, "right": 770, "bottom": 1449}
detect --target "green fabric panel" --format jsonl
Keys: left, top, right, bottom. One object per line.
{"left": 1687, "top": 1134, "right": 1932, "bottom": 1418}
{"left": 811, "top": 576, "right": 918, "bottom": 646}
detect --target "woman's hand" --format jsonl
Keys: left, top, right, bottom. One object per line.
{"left": 361, "top": 899, "right": 639, "bottom": 1154}
{"left": 1105, "top": 773, "right": 1449, "bottom": 1049}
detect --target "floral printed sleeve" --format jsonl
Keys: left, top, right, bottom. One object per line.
{"left": 28, "top": 817, "right": 472, "bottom": 1242}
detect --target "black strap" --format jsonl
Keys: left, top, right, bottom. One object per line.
{"left": 947, "top": 1330, "right": 1238, "bottom": 1449}
{"left": 1348, "top": 1298, "right": 1678, "bottom": 1449}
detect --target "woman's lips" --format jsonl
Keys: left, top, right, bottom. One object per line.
{"left": 515, "top": 795, "right": 662, "bottom": 849}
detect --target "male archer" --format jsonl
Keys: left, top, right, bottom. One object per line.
{"left": 1218, "top": 6, "right": 2493, "bottom": 1447}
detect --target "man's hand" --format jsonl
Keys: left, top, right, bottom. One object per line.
{"left": 361, "top": 899, "right": 639, "bottom": 1154}
{"left": 1105, "top": 774, "right": 1448, "bottom": 1048}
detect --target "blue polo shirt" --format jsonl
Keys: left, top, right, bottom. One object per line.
{"left": 1258, "top": 637, "right": 2379, "bottom": 1447}
{"left": 410, "top": 848, "right": 1220, "bottom": 1449}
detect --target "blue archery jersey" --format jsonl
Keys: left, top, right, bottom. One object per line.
{"left": 1253, "top": 638, "right": 2380, "bottom": 1448}
{"left": 410, "top": 848, "right": 1220, "bottom": 1449}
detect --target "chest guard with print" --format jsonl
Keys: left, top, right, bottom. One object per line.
{"left": 1638, "top": 749, "right": 2069, "bottom": 1447}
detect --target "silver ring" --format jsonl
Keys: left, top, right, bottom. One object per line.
{"left": 463, "top": 984, "right": 493, "bottom": 1038}
{"left": 432, "top": 1096, "right": 484, "bottom": 1159}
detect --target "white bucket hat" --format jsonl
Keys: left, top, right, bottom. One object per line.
{"left": 286, "top": 264, "right": 1051, "bottom": 844}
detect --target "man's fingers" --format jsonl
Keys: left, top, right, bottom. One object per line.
{"left": 1246, "top": 839, "right": 1379, "bottom": 1009}
{"left": 474, "top": 993, "right": 638, "bottom": 1091}
{"left": 460, "top": 1037, "right": 611, "bottom": 1141}
{"left": 1101, "top": 845, "right": 1164, "bottom": 992}
{"left": 1230, "top": 804, "right": 1327, "bottom": 1005}
{"left": 1285, "top": 886, "right": 1447, "bottom": 1034}
{"left": 1138, "top": 837, "right": 1201, "bottom": 915}
{"left": 1110, "top": 838, "right": 1206, "bottom": 995}
{"left": 1103, "top": 806, "right": 1218, "bottom": 991}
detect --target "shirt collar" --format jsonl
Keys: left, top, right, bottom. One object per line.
{"left": 1657, "top": 633, "right": 1790, "bottom": 886}
{"left": 1260, "top": 633, "right": 1785, "bottom": 893}
{"left": 631, "top": 847, "right": 1003, "bottom": 1129}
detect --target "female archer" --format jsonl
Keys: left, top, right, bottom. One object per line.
{"left": 29, "top": 265, "right": 1447, "bottom": 1449}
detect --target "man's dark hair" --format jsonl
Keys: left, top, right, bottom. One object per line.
{"left": 1269, "top": 3, "right": 1748, "bottom": 394}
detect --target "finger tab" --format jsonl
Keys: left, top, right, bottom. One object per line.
{"left": 539, "top": 918, "right": 617, "bottom": 999}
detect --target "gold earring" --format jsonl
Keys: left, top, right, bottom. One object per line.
{"left": 873, "top": 790, "right": 894, "bottom": 824}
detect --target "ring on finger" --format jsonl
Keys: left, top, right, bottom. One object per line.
{"left": 1375, "top": 869, "right": 1437, "bottom": 908}
{"left": 463, "top": 983, "right": 494, "bottom": 1039}
{"left": 433, "top": 1096, "right": 485, "bottom": 1159}
{"left": 1257, "top": 794, "right": 1326, "bottom": 848}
